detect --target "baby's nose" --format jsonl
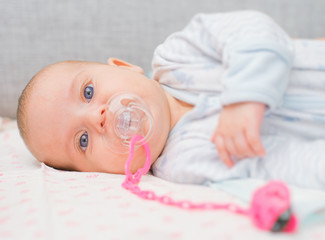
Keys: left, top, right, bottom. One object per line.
{"left": 99, "top": 108, "right": 106, "bottom": 128}
{"left": 100, "top": 109, "right": 106, "bottom": 127}
{"left": 99, "top": 107, "right": 106, "bottom": 129}
{"left": 88, "top": 105, "right": 107, "bottom": 133}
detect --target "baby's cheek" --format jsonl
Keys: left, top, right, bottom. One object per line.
{"left": 92, "top": 149, "right": 127, "bottom": 174}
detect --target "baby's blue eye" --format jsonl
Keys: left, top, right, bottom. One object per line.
{"left": 79, "top": 132, "right": 88, "bottom": 151}
{"left": 84, "top": 83, "right": 94, "bottom": 102}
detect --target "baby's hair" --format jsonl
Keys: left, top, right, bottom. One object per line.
{"left": 17, "top": 73, "right": 40, "bottom": 146}
{"left": 17, "top": 61, "right": 77, "bottom": 147}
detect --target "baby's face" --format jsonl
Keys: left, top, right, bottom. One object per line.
{"left": 26, "top": 60, "right": 171, "bottom": 173}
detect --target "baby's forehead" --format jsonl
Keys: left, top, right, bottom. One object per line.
{"left": 46, "top": 61, "right": 87, "bottom": 75}
{"left": 32, "top": 61, "right": 104, "bottom": 100}
{"left": 44, "top": 61, "right": 96, "bottom": 75}
{"left": 36, "top": 62, "right": 89, "bottom": 86}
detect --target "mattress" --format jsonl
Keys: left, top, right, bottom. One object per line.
{"left": 0, "top": 118, "right": 324, "bottom": 240}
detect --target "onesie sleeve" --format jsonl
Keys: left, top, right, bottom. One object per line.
{"left": 152, "top": 10, "right": 294, "bottom": 109}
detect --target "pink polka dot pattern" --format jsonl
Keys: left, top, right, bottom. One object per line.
{"left": 0, "top": 127, "right": 325, "bottom": 239}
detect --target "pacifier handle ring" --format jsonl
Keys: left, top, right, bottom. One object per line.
{"left": 124, "top": 134, "right": 151, "bottom": 184}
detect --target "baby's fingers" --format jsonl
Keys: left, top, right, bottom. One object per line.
{"left": 245, "top": 127, "right": 266, "bottom": 157}
{"left": 233, "top": 133, "right": 256, "bottom": 158}
{"left": 215, "top": 135, "right": 234, "bottom": 168}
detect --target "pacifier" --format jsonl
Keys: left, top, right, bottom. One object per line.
{"left": 105, "top": 92, "right": 154, "bottom": 154}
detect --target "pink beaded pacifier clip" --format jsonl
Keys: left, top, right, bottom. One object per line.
{"left": 122, "top": 135, "right": 298, "bottom": 233}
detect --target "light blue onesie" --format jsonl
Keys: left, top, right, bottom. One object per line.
{"left": 151, "top": 11, "right": 325, "bottom": 189}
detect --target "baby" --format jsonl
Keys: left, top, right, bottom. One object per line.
{"left": 17, "top": 11, "right": 325, "bottom": 189}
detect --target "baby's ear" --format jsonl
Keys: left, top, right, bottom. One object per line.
{"left": 107, "top": 58, "right": 143, "bottom": 74}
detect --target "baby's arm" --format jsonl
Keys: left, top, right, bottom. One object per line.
{"left": 211, "top": 102, "right": 266, "bottom": 167}
{"left": 153, "top": 11, "right": 294, "bottom": 166}
{"left": 202, "top": 12, "right": 293, "bottom": 166}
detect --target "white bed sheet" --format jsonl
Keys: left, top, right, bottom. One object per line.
{"left": 1, "top": 122, "right": 325, "bottom": 240}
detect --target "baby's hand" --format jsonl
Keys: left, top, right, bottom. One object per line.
{"left": 211, "top": 102, "right": 266, "bottom": 168}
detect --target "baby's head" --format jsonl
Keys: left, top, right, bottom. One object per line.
{"left": 17, "top": 59, "right": 171, "bottom": 173}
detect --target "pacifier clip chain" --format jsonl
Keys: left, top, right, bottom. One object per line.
{"left": 122, "top": 135, "right": 298, "bottom": 233}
